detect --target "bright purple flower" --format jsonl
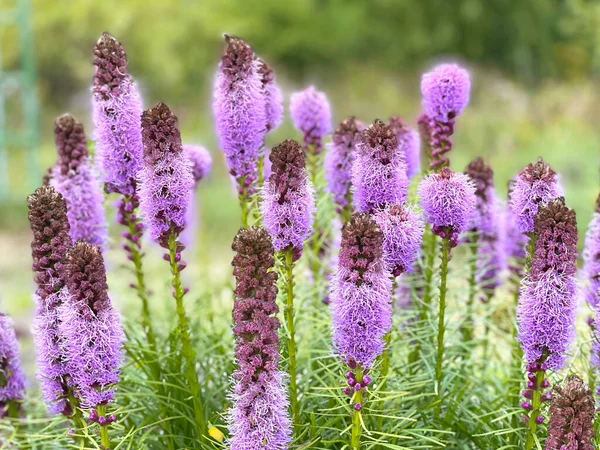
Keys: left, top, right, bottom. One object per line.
{"left": 289, "top": 86, "right": 332, "bottom": 153}
{"left": 421, "top": 64, "right": 471, "bottom": 122}
{"left": 139, "top": 103, "right": 194, "bottom": 247}
{"left": 518, "top": 199, "right": 578, "bottom": 370}
{"left": 92, "top": 33, "right": 144, "bottom": 197}
{"left": 501, "top": 192, "right": 529, "bottom": 278}
{"left": 509, "top": 158, "right": 563, "bottom": 234}
{"left": 256, "top": 58, "right": 284, "bottom": 133}
{"left": 388, "top": 116, "right": 420, "bottom": 178}
{"left": 213, "top": 35, "right": 266, "bottom": 192}
{"left": 352, "top": 120, "right": 409, "bottom": 213}
{"left": 260, "top": 139, "right": 315, "bottom": 257}
{"left": 330, "top": 213, "right": 392, "bottom": 368}
{"left": 50, "top": 114, "right": 107, "bottom": 248}
{"left": 418, "top": 167, "right": 476, "bottom": 245}
{"left": 582, "top": 194, "right": 600, "bottom": 308}
{"left": 59, "top": 242, "right": 124, "bottom": 408}
{"left": 373, "top": 204, "right": 424, "bottom": 276}
{"left": 228, "top": 227, "right": 291, "bottom": 450}
{"left": 0, "top": 312, "right": 26, "bottom": 418}
{"left": 183, "top": 145, "right": 212, "bottom": 185}
{"left": 325, "top": 117, "right": 364, "bottom": 211}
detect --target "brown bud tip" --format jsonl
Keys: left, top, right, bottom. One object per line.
{"left": 65, "top": 241, "right": 110, "bottom": 314}
{"left": 221, "top": 34, "right": 254, "bottom": 77}
{"left": 232, "top": 226, "right": 275, "bottom": 260}
{"left": 93, "top": 32, "right": 129, "bottom": 98}
{"left": 341, "top": 212, "right": 384, "bottom": 260}
{"left": 387, "top": 115, "right": 411, "bottom": 137}
{"left": 360, "top": 120, "right": 398, "bottom": 162}
{"left": 333, "top": 117, "right": 363, "bottom": 150}
{"left": 465, "top": 157, "right": 494, "bottom": 198}
{"left": 141, "top": 103, "right": 182, "bottom": 163}
{"left": 54, "top": 114, "right": 89, "bottom": 174}
{"left": 520, "top": 157, "right": 557, "bottom": 183}
{"left": 256, "top": 57, "right": 274, "bottom": 85}
{"left": 27, "top": 185, "right": 68, "bottom": 226}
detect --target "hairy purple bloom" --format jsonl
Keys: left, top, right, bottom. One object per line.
{"left": 582, "top": 194, "right": 600, "bottom": 309}
{"left": 213, "top": 35, "right": 266, "bottom": 191}
{"left": 50, "top": 114, "right": 107, "bottom": 248}
{"left": 418, "top": 167, "right": 476, "bottom": 245}
{"left": 546, "top": 376, "right": 595, "bottom": 450}
{"left": 388, "top": 116, "right": 420, "bottom": 178}
{"left": 260, "top": 140, "right": 315, "bottom": 256}
{"left": 183, "top": 145, "right": 212, "bottom": 185}
{"left": 289, "top": 86, "right": 332, "bottom": 153}
{"left": 228, "top": 227, "right": 291, "bottom": 450}
{"left": 352, "top": 120, "right": 409, "bottom": 213}
{"left": 325, "top": 117, "right": 364, "bottom": 211}
{"left": 0, "top": 313, "right": 26, "bottom": 418}
{"left": 59, "top": 242, "right": 124, "bottom": 408}
{"left": 92, "top": 33, "right": 144, "bottom": 197}
{"left": 257, "top": 58, "right": 284, "bottom": 133}
{"left": 139, "top": 103, "right": 194, "bottom": 247}
{"left": 373, "top": 205, "right": 424, "bottom": 276}
{"left": 330, "top": 213, "right": 392, "bottom": 368}
{"left": 509, "top": 158, "right": 563, "bottom": 234}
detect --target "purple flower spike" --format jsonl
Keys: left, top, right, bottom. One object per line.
{"left": 352, "top": 120, "right": 409, "bottom": 213}
{"left": 330, "top": 213, "right": 392, "bottom": 368}
{"left": 517, "top": 199, "right": 578, "bottom": 370}
{"left": 59, "top": 242, "right": 124, "bottom": 408}
{"left": 228, "top": 227, "right": 291, "bottom": 450}
{"left": 373, "top": 204, "right": 424, "bottom": 276}
{"left": 418, "top": 167, "right": 476, "bottom": 244}
{"left": 213, "top": 35, "right": 266, "bottom": 192}
{"left": 50, "top": 114, "right": 107, "bottom": 248}
{"left": 509, "top": 158, "right": 563, "bottom": 234}
{"left": 92, "top": 33, "right": 144, "bottom": 197}
{"left": 184, "top": 145, "right": 212, "bottom": 185}
{"left": 257, "top": 58, "right": 284, "bottom": 133}
{"left": 501, "top": 194, "right": 529, "bottom": 278}
{"left": 546, "top": 376, "right": 594, "bottom": 450}
{"left": 139, "top": 103, "right": 194, "bottom": 247}
{"left": 591, "top": 309, "right": 600, "bottom": 370}
{"left": 325, "top": 117, "right": 364, "bottom": 211}
{"left": 260, "top": 139, "right": 315, "bottom": 256}
{"left": 0, "top": 313, "right": 26, "bottom": 418}
{"left": 388, "top": 116, "right": 420, "bottom": 178}
{"left": 583, "top": 193, "right": 600, "bottom": 308}
{"left": 421, "top": 63, "right": 471, "bottom": 122}
{"left": 289, "top": 86, "right": 332, "bottom": 153}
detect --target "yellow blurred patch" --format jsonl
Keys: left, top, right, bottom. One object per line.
{"left": 208, "top": 426, "right": 224, "bottom": 442}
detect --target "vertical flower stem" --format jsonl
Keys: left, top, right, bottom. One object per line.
{"left": 238, "top": 177, "right": 250, "bottom": 228}
{"left": 283, "top": 248, "right": 299, "bottom": 432}
{"left": 422, "top": 227, "right": 438, "bottom": 309}
{"left": 524, "top": 368, "right": 546, "bottom": 450}
{"left": 462, "top": 241, "right": 477, "bottom": 343}
{"left": 524, "top": 233, "right": 536, "bottom": 272}
{"left": 351, "top": 366, "right": 364, "bottom": 450}
{"left": 96, "top": 404, "right": 110, "bottom": 449}
{"left": 257, "top": 155, "right": 265, "bottom": 189}
{"left": 434, "top": 236, "right": 451, "bottom": 416}
{"left": 167, "top": 234, "right": 206, "bottom": 440}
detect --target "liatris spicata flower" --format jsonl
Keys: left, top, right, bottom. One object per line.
{"left": 324, "top": 117, "right": 363, "bottom": 217}
{"left": 50, "top": 114, "right": 107, "bottom": 248}
{"left": 502, "top": 196, "right": 528, "bottom": 280}
{"left": 289, "top": 86, "right": 332, "bottom": 154}
{"left": 388, "top": 115, "right": 420, "bottom": 178}
{"left": 228, "top": 226, "right": 291, "bottom": 450}
{"left": 509, "top": 158, "right": 563, "bottom": 235}
{"left": 418, "top": 63, "right": 470, "bottom": 171}
{"left": 257, "top": 58, "right": 284, "bottom": 133}
{"left": 546, "top": 376, "right": 595, "bottom": 450}
{"left": 352, "top": 120, "right": 409, "bottom": 213}
{"left": 27, "top": 186, "right": 74, "bottom": 415}
{"left": 59, "top": 241, "right": 124, "bottom": 410}
{"left": 213, "top": 35, "right": 266, "bottom": 198}
{"left": 261, "top": 139, "right": 315, "bottom": 258}
{"left": 373, "top": 204, "right": 424, "bottom": 276}
{"left": 582, "top": 193, "right": 600, "bottom": 309}
{"left": 0, "top": 312, "right": 26, "bottom": 418}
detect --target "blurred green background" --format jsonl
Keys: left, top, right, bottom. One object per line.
{"left": 1, "top": 0, "right": 599, "bottom": 329}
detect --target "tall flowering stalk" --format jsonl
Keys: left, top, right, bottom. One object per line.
{"left": 517, "top": 198, "right": 578, "bottom": 449}
{"left": 0, "top": 312, "right": 26, "bottom": 419}
{"left": 260, "top": 139, "right": 315, "bottom": 429}
{"left": 228, "top": 226, "right": 291, "bottom": 450}
{"left": 418, "top": 168, "right": 476, "bottom": 413}
{"left": 213, "top": 35, "right": 266, "bottom": 226}
{"left": 59, "top": 242, "right": 124, "bottom": 448}
{"left": 330, "top": 213, "right": 392, "bottom": 450}
{"left": 583, "top": 193, "right": 600, "bottom": 310}
{"left": 138, "top": 103, "right": 206, "bottom": 436}
{"left": 388, "top": 115, "right": 420, "bottom": 179}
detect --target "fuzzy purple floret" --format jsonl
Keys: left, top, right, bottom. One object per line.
{"left": 388, "top": 116, "right": 420, "bottom": 178}
{"left": 213, "top": 35, "right": 266, "bottom": 190}
{"left": 421, "top": 63, "right": 471, "bottom": 122}
{"left": 330, "top": 213, "right": 392, "bottom": 368}
{"left": 257, "top": 58, "right": 284, "bottom": 134}
{"left": 59, "top": 242, "right": 124, "bottom": 408}
{"left": 0, "top": 313, "right": 26, "bottom": 417}
{"left": 352, "top": 120, "right": 409, "bottom": 213}
{"left": 139, "top": 103, "right": 194, "bottom": 246}
{"left": 183, "top": 145, "right": 212, "bottom": 184}
{"left": 373, "top": 205, "right": 424, "bottom": 276}
{"left": 289, "top": 86, "right": 332, "bottom": 152}
{"left": 92, "top": 33, "right": 144, "bottom": 197}
{"left": 582, "top": 196, "right": 600, "bottom": 309}
{"left": 260, "top": 140, "right": 315, "bottom": 255}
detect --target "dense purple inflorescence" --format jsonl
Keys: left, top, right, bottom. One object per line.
{"left": 289, "top": 86, "right": 332, "bottom": 153}
{"left": 352, "top": 120, "right": 409, "bottom": 213}
{"left": 257, "top": 58, "right": 284, "bottom": 134}
{"left": 0, "top": 313, "right": 26, "bottom": 418}
{"left": 330, "top": 213, "right": 392, "bottom": 369}
{"left": 59, "top": 242, "right": 124, "bottom": 408}
{"left": 228, "top": 227, "right": 291, "bottom": 450}
{"left": 260, "top": 139, "right": 315, "bottom": 257}
{"left": 582, "top": 194, "right": 600, "bottom": 309}
{"left": 388, "top": 116, "right": 420, "bottom": 178}
{"left": 139, "top": 103, "right": 194, "bottom": 247}
{"left": 501, "top": 185, "right": 529, "bottom": 279}
{"left": 50, "top": 114, "right": 107, "bottom": 248}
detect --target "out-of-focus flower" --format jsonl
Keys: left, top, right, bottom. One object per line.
{"left": 388, "top": 116, "right": 420, "bottom": 178}
{"left": 582, "top": 193, "right": 600, "bottom": 309}
{"left": 0, "top": 312, "right": 26, "bottom": 418}
{"left": 289, "top": 86, "right": 332, "bottom": 153}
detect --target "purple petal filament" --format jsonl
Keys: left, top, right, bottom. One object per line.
{"left": 582, "top": 194, "right": 600, "bottom": 309}
{"left": 388, "top": 116, "right": 420, "bottom": 178}
{"left": 0, "top": 312, "right": 26, "bottom": 418}
{"left": 289, "top": 86, "right": 332, "bottom": 153}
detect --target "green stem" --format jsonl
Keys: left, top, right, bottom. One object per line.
{"left": 422, "top": 228, "right": 437, "bottom": 310}
{"left": 524, "top": 369, "right": 545, "bottom": 450}
{"left": 283, "top": 249, "right": 299, "bottom": 433}
{"left": 257, "top": 155, "right": 265, "bottom": 189}
{"left": 435, "top": 236, "right": 451, "bottom": 416}
{"left": 238, "top": 178, "right": 249, "bottom": 228}
{"left": 351, "top": 367, "right": 364, "bottom": 450}
{"left": 462, "top": 241, "right": 478, "bottom": 342}
{"left": 168, "top": 234, "right": 206, "bottom": 440}
{"left": 525, "top": 233, "right": 536, "bottom": 273}
{"left": 96, "top": 404, "right": 110, "bottom": 449}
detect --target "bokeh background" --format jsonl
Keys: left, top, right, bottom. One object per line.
{"left": 1, "top": 0, "right": 599, "bottom": 345}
